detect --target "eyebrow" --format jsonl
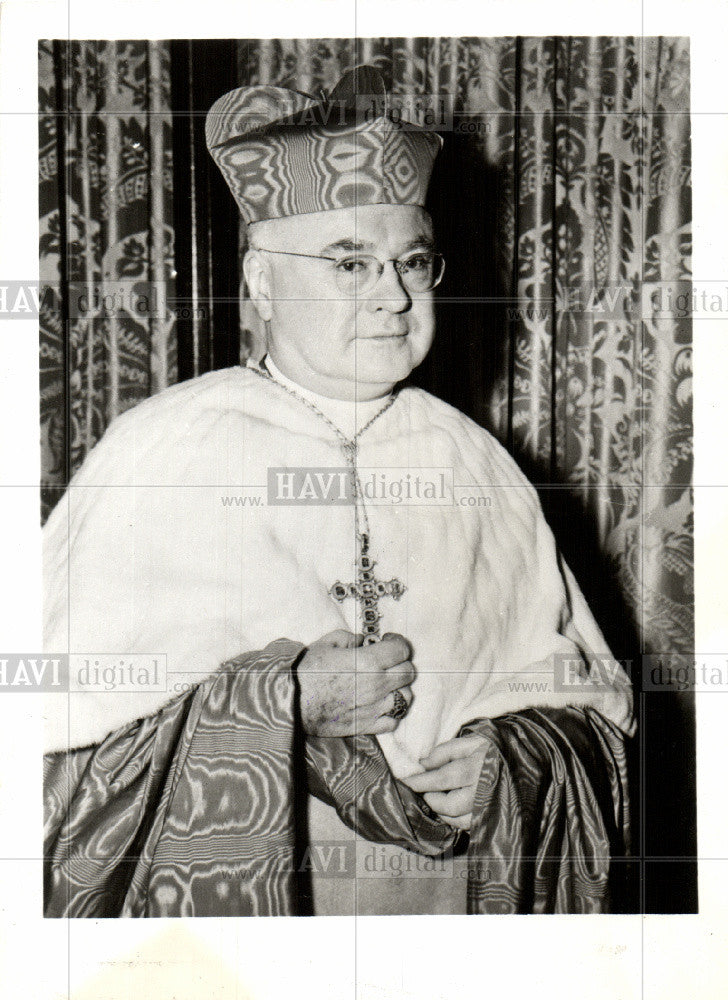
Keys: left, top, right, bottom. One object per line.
{"left": 320, "top": 238, "right": 374, "bottom": 254}
{"left": 402, "top": 233, "right": 436, "bottom": 252}
{"left": 319, "top": 233, "right": 436, "bottom": 255}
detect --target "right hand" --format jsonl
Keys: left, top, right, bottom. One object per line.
{"left": 296, "top": 629, "right": 414, "bottom": 737}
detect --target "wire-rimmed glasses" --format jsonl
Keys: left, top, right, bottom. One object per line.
{"left": 256, "top": 247, "right": 446, "bottom": 296}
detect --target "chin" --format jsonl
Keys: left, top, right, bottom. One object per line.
{"left": 351, "top": 336, "right": 429, "bottom": 383}
{"left": 349, "top": 356, "right": 415, "bottom": 387}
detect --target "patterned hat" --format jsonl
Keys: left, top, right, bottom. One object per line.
{"left": 205, "top": 66, "right": 442, "bottom": 224}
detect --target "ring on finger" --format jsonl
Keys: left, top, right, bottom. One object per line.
{"left": 383, "top": 688, "right": 408, "bottom": 721}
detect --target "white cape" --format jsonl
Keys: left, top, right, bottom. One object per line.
{"left": 43, "top": 363, "right": 634, "bottom": 776}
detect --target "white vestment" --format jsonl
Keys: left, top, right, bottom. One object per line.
{"left": 43, "top": 360, "right": 634, "bottom": 773}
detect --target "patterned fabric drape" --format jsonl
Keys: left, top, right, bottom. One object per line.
{"left": 44, "top": 639, "right": 630, "bottom": 916}
{"left": 38, "top": 36, "right": 692, "bottom": 655}
{"left": 39, "top": 40, "right": 177, "bottom": 523}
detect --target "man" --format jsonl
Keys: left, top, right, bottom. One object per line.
{"left": 43, "top": 67, "right": 634, "bottom": 917}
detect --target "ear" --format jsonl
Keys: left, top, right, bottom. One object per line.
{"left": 243, "top": 250, "right": 273, "bottom": 322}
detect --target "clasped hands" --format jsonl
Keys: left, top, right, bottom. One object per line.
{"left": 297, "top": 629, "right": 488, "bottom": 830}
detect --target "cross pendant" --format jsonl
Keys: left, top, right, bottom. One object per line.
{"left": 328, "top": 533, "right": 406, "bottom": 644}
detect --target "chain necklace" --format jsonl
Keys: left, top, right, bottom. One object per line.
{"left": 249, "top": 360, "right": 406, "bottom": 644}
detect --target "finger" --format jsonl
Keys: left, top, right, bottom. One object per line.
{"left": 383, "top": 659, "right": 416, "bottom": 688}
{"left": 419, "top": 734, "right": 487, "bottom": 770}
{"left": 404, "top": 759, "right": 471, "bottom": 793}
{"left": 379, "top": 662, "right": 415, "bottom": 695}
{"left": 320, "top": 629, "right": 364, "bottom": 649}
{"left": 345, "top": 707, "right": 400, "bottom": 736}
{"left": 382, "top": 631, "right": 412, "bottom": 648}
{"left": 367, "top": 715, "right": 399, "bottom": 735}
{"left": 355, "top": 662, "right": 414, "bottom": 704}
{"left": 315, "top": 700, "right": 377, "bottom": 736}
{"left": 424, "top": 787, "right": 473, "bottom": 817}
{"left": 379, "top": 684, "right": 414, "bottom": 718}
{"left": 357, "top": 685, "right": 411, "bottom": 725}
{"left": 438, "top": 813, "right": 472, "bottom": 831}
{"left": 359, "top": 633, "right": 412, "bottom": 670}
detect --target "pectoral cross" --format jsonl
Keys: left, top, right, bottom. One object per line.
{"left": 328, "top": 532, "right": 406, "bottom": 644}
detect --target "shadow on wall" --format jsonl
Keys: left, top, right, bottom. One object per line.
{"left": 411, "top": 129, "right": 507, "bottom": 427}
{"left": 411, "top": 130, "right": 697, "bottom": 915}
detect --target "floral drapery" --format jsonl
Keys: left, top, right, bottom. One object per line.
{"left": 234, "top": 37, "right": 693, "bottom": 661}
{"left": 39, "top": 36, "right": 692, "bottom": 657}
{"left": 39, "top": 40, "right": 176, "bottom": 521}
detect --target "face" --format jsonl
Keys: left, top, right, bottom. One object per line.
{"left": 244, "top": 204, "right": 437, "bottom": 400}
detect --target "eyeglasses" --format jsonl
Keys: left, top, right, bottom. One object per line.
{"left": 256, "top": 247, "right": 446, "bottom": 296}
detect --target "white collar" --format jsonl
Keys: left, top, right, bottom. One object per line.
{"left": 258, "top": 354, "right": 394, "bottom": 438}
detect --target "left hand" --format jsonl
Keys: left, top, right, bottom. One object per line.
{"left": 402, "top": 733, "right": 489, "bottom": 830}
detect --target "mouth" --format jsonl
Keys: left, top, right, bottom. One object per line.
{"left": 359, "top": 330, "right": 409, "bottom": 340}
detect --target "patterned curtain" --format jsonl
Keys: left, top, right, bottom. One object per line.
{"left": 234, "top": 36, "right": 692, "bottom": 662}
{"left": 38, "top": 40, "right": 177, "bottom": 523}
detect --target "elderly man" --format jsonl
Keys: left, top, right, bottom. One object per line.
{"left": 43, "top": 67, "right": 634, "bottom": 917}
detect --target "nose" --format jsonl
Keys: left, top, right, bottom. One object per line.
{"left": 365, "top": 261, "right": 411, "bottom": 314}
